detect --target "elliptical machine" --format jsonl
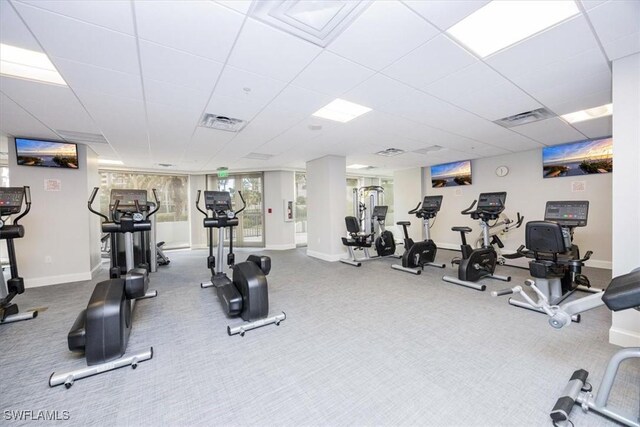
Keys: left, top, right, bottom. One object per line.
{"left": 197, "top": 190, "right": 285, "bottom": 336}
{"left": 0, "top": 186, "right": 37, "bottom": 324}
{"left": 392, "top": 195, "right": 445, "bottom": 275}
{"left": 443, "top": 192, "right": 516, "bottom": 291}
{"left": 50, "top": 187, "right": 158, "bottom": 388}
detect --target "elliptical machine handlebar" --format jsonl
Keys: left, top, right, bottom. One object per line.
{"left": 235, "top": 191, "right": 246, "bottom": 216}
{"left": 88, "top": 187, "right": 109, "bottom": 223}
{"left": 13, "top": 186, "right": 32, "bottom": 225}
{"left": 195, "top": 190, "right": 208, "bottom": 217}
{"left": 147, "top": 189, "right": 161, "bottom": 218}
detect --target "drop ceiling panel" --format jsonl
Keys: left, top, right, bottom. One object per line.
{"left": 343, "top": 74, "right": 415, "bottom": 110}
{"left": 146, "top": 102, "right": 197, "bottom": 149}
{"left": 291, "top": 51, "right": 375, "bottom": 97}
{"left": 53, "top": 57, "right": 143, "bottom": 100}
{"left": 424, "top": 61, "right": 506, "bottom": 101}
{"left": 204, "top": 93, "right": 266, "bottom": 122}
{"left": 227, "top": 18, "right": 322, "bottom": 82}
{"left": 17, "top": 0, "right": 135, "bottom": 35}
{"left": 545, "top": 89, "right": 611, "bottom": 118}
{"left": 144, "top": 78, "right": 210, "bottom": 114}
{"left": 264, "top": 85, "right": 333, "bottom": 120}
{"left": 214, "top": 65, "right": 288, "bottom": 106}
{"left": 580, "top": 0, "right": 609, "bottom": 10}
{"left": 587, "top": 0, "right": 640, "bottom": 60}
{"left": 84, "top": 142, "right": 117, "bottom": 159}
{"left": 467, "top": 123, "right": 544, "bottom": 152}
{"left": 512, "top": 117, "right": 587, "bottom": 145}
{"left": 13, "top": 2, "right": 140, "bottom": 74}
{"left": 571, "top": 116, "right": 612, "bottom": 139}
{"left": 487, "top": 16, "right": 599, "bottom": 78}
{"left": 0, "top": 0, "right": 42, "bottom": 51}
{"left": 327, "top": 1, "right": 439, "bottom": 70}
{"left": 402, "top": 0, "right": 491, "bottom": 30}
{"left": 382, "top": 35, "right": 476, "bottom": 90}
{"left": 0, "top": 92, "right": 59, "bottom": 139}
{"left": 134, "top": 1, "right": 243, "bottom": 62}
{"left": 139, "top": 41, "right": 224, "bottom": 93}
{"left": 216, "top": 1, "right": 252, "bottom": 15}
{"left": 533, "top": 70, "right": 611, "bottom": 115}
{"left": 0, "top": 76, "right": 99, "bottom": 133}
{"left": 186, "top": 127, "right": 236, "bottom": 159}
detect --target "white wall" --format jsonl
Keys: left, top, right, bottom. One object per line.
{"left": 611, "top": 52, "right": 640, "bottom": 347}
{"left": 306, "top": 155, "right": 346, "bottom": 261}
{"left": 189, "top": 174, "right": 207, "bottom": 249}
{"left": 86, "top": 148, "right": 101, "bottom": 271}
{"left": 422, "top": 150, "right": 612, "bottom": 269}
{"left": 8, "top": 141, "right": 99, "bottom": 287}
{"left": 393, "top": 168, "right": 424, "bottom": 244}
{"left": 263, "top": 170, "right": 296, "bottom": 250}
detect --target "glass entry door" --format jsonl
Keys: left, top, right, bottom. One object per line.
{"left": 207, "top": 173, "right": 264, "bottom": 247}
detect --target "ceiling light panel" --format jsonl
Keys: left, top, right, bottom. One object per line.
{"left": 561, "top": 103, "right": 612, "bottom": 123}
{"left": 312, "top": 98, "right": 372, "bottom": 123}
{"left": 98, "top": 159, "right": 123, "bottom": 165}
{"left": 249, "top": 0, "right": 372, "bottom": 47}
{"left": 0, "top": 43, "right": 66, "bottom": 85}
{"left": 347, "top": 164, "right": 369, "bottom": 169}
{"left": 447, "top": 1, "right": 580, "bottom": 58}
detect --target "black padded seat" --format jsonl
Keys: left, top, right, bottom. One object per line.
{"left": 452, "top": 226, "right": 472, "bottom": 233}
{"left": 602, "top": 268, "right": 640, "bottom": 311}
{"left": 341, "top": 237, "right": 372, "bottom": 247}
{"left": 397, "top": 221, "right": 411, "bottom": 226}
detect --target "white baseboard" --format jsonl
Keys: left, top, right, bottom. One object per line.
{"left": 609, "top": 326, "right": 640, "bottom": 347}
{"left": 266, "top": 244, "right": 297, "bottom": 250}
{"left": 26, "top": 271, "right": 92, "bottom": 288}
{"left": 90, "top": 262, "right": 102, "bottom": 278}
{"left": 190, "top": 244, "right": 208, "bottom": 250}
{"left": 436, "top": 242, "right": 612, "bottom": 270}
{"left": 306, "top": 249, "right": 345, "bottom": 262}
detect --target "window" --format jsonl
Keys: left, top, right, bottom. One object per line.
{"left": 0, "top": 167, "right": 8, "bottom": 187}
{"left": 294, "top": 172, "right": 307, "bottom": 245}
{"left": 99, "top": 171, "right": 189, "bottom": 248}
{"left": 206, "top": 173, "right": 264, "bottom": 247}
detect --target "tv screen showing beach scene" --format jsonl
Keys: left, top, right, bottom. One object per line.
{"left": 542, "top": 137, "right": 612, "bottom": 178}
{"left": 15, "top": 138, "right": 79, "bottom": 169}
{"left": 431, "top": 160, "right": 472, "bottom": 188}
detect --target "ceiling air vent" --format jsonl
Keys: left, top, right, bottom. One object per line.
{"left": 375, "top": 148, "right": 405, "bottom": 157}
{"left": 56, "top": 130, "right": 108, "bottom": 144}
{"left": 199, "top": 114, "right": 247, "bottom": 132}
{"left": 250, "top": 0, "right": 373, "bottom": 47}
{"left": 244, "top": 153, "right": 274, "bottom": 160}
{"left": 493, "top": 108, "right": 555, "bottom": 128}
{"left": 414, "top": 145, "right": 444, "bottom": 155}
{"left": 157, "top": 163, "right": 174, "bottom": 168}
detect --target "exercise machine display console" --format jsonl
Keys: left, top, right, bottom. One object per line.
{"left": 205, "top": 191, "right": 233, "bottom": 212}
{"left": 421, "top": 195, "right": 443, "bottom": 211}
{"left": 544, "top": 200, "right": 588, "bottom": 227}
{"left": 0, "top": 188, "right": 25, "bottom": 215}
{"left": 110, "top": 189, "right": 148, "bottom": 212}
{"left": 477, "top": 192, "right": 507, "bottom": 210}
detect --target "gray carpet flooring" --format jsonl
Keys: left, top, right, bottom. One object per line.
{"left": 1, "top": 248, "right": 638, "bottom": 426}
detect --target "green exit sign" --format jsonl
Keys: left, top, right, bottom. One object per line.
{"left": 217, "top": 168, "right": 229, "bottom": 178}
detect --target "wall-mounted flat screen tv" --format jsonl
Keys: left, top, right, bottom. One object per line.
{"left": 542, "top": 136, "right": 612, "bottom": 178}
{"left": 431, "top": 160, "right": 472, "bottom": 188}
{"left": 15, "top": 138, "right": 79, "bottom": 169}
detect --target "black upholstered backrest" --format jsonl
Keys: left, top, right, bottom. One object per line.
{"left": 602, "top": 268, "right": 640, "bottom": 311}
{"left": 345, "top": 216, "right": 361, "bottom": 233}
{"left": 525, "top": 221, "right": 566, "bottom": 254}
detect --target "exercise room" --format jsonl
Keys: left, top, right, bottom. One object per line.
{"left": 1, "top": 0, "right": 638, "bottom": 426}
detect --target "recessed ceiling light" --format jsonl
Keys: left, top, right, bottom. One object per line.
{"left": 0, "top": 43, "right": 67, "bottom": 86}
{"left": 347, "top": 164, "right": 369, "bottom": 169}
{"left": 312, "top": 98, "right": 372, "bottom": 123}
{"left": 98, "top": 159, "right": 124, "bottom": 165}
{"left": 561, "top": 103, "right": 613, "bottom": 124}
{"left": 446, "top": 1, "right": 580, "bottom": 58}
{"left": 376, "top": 148, "right": 405, "bottom": 157}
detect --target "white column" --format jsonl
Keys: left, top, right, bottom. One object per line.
{"left": 306, "top": 155, "right": 346, "bottom": 261}
{"left": 264, "top": 171, "right": 296, "bottom": 250}
{"left": 393, "top": 167, "right": 424, "bottom": 243}
{"left": 611, "top": 52, "right": 640, "bottom": 347}
{"left": 189, "top": 174, "right": 207, "bottom": 249}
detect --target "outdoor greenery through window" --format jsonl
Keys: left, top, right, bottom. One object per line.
{"left": 99, "top": 171, "right": 190, "bottom": 248}
{"left": 295, "top": 172, "right": 307, "bottom": 245}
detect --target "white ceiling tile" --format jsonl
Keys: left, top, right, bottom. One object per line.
{"left": 580, "top": 0, "right": 609, "bottom": 10}
{"left": 0, "top": 92, "right": 59, "bottom": 139}
{"left": 291, "top": 51, "right": 375, "bottom": 97}
{"left": 265, "top": 85, "right": 333, "bottom": 119}
{"left": 487, "top": 15, "right": 599, "bottom": 77}
{"left": 139, "top": 41, "right": 224, "bottom": 93}
{"left": 214, "top": 65, "right": 288, "bottom": 106}
{"left": 544, "top": 88, "right": 612, "bottom": 118}
{"left": 13, "top": 2, "right": 139, "bottom": 74}
{"left": 84, "top": 143, "right": 117, "bottom": 159}
{"left": 144, "top": 79, "right": 210, "bottom": 114}
{"left": 216, "top": 0, "right": 253, "bottom": 15}
{"left": 343, "top": 74, "right": 415, "bottom": 110}
{"left": 184, "top": 127, "right": 235, "bottom": 160}
{"left": 588, "top": 0, "right": 640, "bottom": 60}
{"left": 228, "top": 18, "right": 322, "bottom": 81}
{"left": 0, "top": 0, "right": 42, "bottom": 51}
{"left": 382, "top": 35, "right": 476, "bottom": 90}
{"left": 327, "top": 1, "right": 439, "bottom": 70}
{"left": 204, "top": 93, "right": 265, "bottom": 122}
{"left": 535, "top": 70, "right": 611, "bottom": 115}
{"left": 424, "top": 61, "right": 505, "bottom": 101}
{"left": 512, "top": 117, "right": 587, "bottom": 145}
{"left": 0, "top": 75, "right": 99, "bottom": 133}
{"left": 53, "top": 57, "right": 143, "bottom": 100}
{"left": 134, "top": 1, "right": 243, "bottom": 62}
{"left": 571, "top": 116, "right": 612, "bottom": 139}
{"left": 402, "top": 0, "right": 491, "bottom": 30}
{"left": 17, "top": 0, "right": 135, "bottom": 35}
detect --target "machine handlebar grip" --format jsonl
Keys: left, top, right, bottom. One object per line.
{"left": 24, "top": 186, "right": 31, "bottom": 204}
{"left": 408, "top": 202, "right": 421, "bottom": 215}
{"left": 147, "top": 189, "right": 161, "bottom": 217}
{"left": 491, "top": 288, "right": 515, "bottom": 297}
{"left": 88, "top": 187, "right": 99, "bottom": 205}
{"left": 460, "top": 200, "right": 477, "bottom": 215}
{"left": 235, "top": 191, "right": 247, "bottom": 216}
{"left": 87, "top": 187, "right": 109, "bottom": 223}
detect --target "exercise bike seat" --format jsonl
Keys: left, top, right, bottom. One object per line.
{"left": 396, "top": 221, "right": 411, "bottom": 226}
{"left": 602, "top": 268, "right": 640, "bottom": 311}
{"left": 452, "top": 226, "right": 472, "bottom": 233}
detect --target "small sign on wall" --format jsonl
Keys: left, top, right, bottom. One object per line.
{"left": 454, "top": 188, "right": 463, "bottom": 196}
{"left": 572, "top": 181, "right": 586, "bottom": 192}
{"left": 284, "top": 200, "right": 294, "bottom": 222}
{"left": 44, "top": 179, "right": 61, "bottom": 192}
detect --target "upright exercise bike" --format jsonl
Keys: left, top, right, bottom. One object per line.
{"left": 0, "top": 186, "right": 37, "bottom": 324}
{"left": 50, "top": 187, "right": 158, "bottom": 388}
{"left": 443, "top": 192, "right": 517, "bottom": 291}
{"left": 392, "top": 195, "right": 446, "bottom": 275}
{"left": 197, "top": 190, "right": 285, "bottom": 336}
